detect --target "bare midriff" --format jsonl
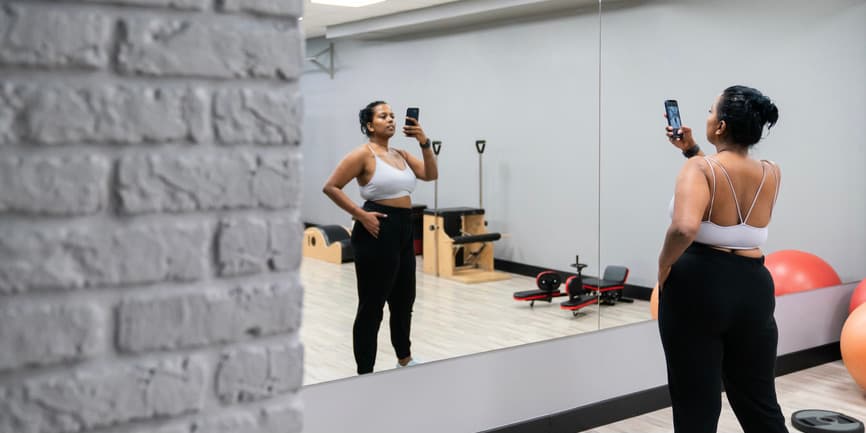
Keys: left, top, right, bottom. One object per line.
{"left": 709, "top": 246, "right": 764, "bottom": 258}
{"left": 375, "top": 196, "right": 412, "bottom": 209}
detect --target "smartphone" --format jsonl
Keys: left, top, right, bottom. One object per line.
{"left": 664, "top": 100, "right": 682, "bottom": 139}
{"left": 406, "top": 107, "right": 420, "bottom": 126}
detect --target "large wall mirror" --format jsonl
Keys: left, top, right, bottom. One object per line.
{"left": 300, "top": 0, "right": 604, "bottom": 385}
{"left": 597, "top": 0, "right": 866, "bottom": 329}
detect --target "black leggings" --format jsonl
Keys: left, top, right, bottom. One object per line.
{"left": 658, "top": 243, "right": 788, "bottom": 433}
{"left": 350, "top": 201, "right": 416, "bottom": 374}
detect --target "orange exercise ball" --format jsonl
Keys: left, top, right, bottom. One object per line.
{"left": 764, "top": 250, "right": 841, "bottom": 296}
{"left": 841, "top": 303, "right": 866, "bottom": 391}
{"left": 650, "top": 282, "right": 659, "bottom": 320}
{"left": 850, "top": 278, "right": 866, "bottom": 314}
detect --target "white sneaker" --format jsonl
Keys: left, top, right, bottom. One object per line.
{"left": 396, "top": 358, "right": 420, "bottom": 368}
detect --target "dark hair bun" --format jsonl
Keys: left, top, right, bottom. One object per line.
{"left": 719, "top": 85, "right": 780, "bottom": 147}
{"left": 759, "top": 97, "right": 779, "bottom": 129}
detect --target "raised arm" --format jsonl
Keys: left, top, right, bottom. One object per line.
{"left": 665, "top": 116, "right": 706, "bottom": 159}
{"left": 398, "top": 117, "right": 438, "bottom": 181}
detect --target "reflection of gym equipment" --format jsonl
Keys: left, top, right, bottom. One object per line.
{"left": 559, "top": 261, "right": 595, "bottom": 315}
{"left": 582, "top": 265, "right": 632, "bottom": 305}
{"left": 513, "top": 271, "right": 566, "bottom": 306}
{"left": 302, "top": 225, "right": 353, "bottom": 264}
{"left": 422, "top": 207, "right": 510, "bottom": 283}
{"left": 423, "top": 139, "right": 509, "bottom": 283}
{"left": 560, "top": 264, "right": 631, "bottom": 316}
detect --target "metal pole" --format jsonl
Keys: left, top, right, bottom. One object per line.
{"left": 432, "top": 140, "right": 442, "bottom": 277}
{"left": 475, "top": 140, "right": 485, "bottom": 209}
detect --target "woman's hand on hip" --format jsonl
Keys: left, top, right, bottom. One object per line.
{"left": 359, "top": 210, "right": 387, "bottom": 238}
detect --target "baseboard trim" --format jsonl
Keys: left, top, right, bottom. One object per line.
{"left": 483, "top": 342, "right": 842, "bottom": 433}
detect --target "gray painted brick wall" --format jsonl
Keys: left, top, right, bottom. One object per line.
{"left": 0, "top": 0, "right": 305, "bottom": 432}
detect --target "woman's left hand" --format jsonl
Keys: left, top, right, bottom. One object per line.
{"left": 403, "top": 118, "right": 428, "bottom": 145}
{"left": 657, "top": 266, "right": 671, "bottom": 291}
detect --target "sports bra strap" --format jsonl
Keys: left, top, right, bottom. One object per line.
{"left": 702, "top": 157, "right": 717, "bottom": 221}
{"left": 707, "top": 157, "right": 745, "bottom": 223}
{"left": 743, "top": 162, "right": 768, "bottom": 223}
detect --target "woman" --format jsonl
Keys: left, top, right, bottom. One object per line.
{"left": 658, "top": 85, "right": 787, "bottom": 433}
{"left": 322, "top": 101, "right": 438, "bottom": 375}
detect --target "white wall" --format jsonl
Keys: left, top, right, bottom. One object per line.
{"left": 302, "top": 11, "right": 602, "bottom": 271}
{"left": 598, "top": 0, "right": 866, "bottom": 286}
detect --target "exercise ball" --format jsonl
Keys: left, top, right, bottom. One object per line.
{"left": 850, "top": 278, "right": 866, "bottom": 314}
{"left": 764, "top": 250, "right": 841, "bottom": 296}
{"left": 841, "top": 303, "right": 866, "bottom": 391}
{"left": 650, "top": 283, "right": 659, "bottom": 320}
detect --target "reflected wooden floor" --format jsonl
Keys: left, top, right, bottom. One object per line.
{"left": 301, "top": 257, "right": 652, "bottom": 385}
{"left": 586, "top": 361, "right": 866, "bottom": 433}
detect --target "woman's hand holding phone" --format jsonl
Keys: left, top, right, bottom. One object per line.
{"left": 403, "top": 107, "right": 427, "bottom": 145}
{"left": 664, "top": 115, "right": 696, "bottom": 152}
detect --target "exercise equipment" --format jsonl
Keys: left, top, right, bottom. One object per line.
{"left": 765, "top": 249, "right": 841, "bottom": 296}
{"left": 561, "top": 264, "right": 631, "bottom": 316}
{"left": 791, "top": 409, "right": 864, "bottom": 433}
{"left": 302, "top": 225, "right": 353, "bottom": 264}
{"left": 560, "top": 259, "right": 598, "bottom": 316}
{"left": 430, "top": 140, "right": 442, "bottom": 274}
{"left": 475, "top": 139, "right": 485, "bottom": 208}
{"left": 512, "top": 271, "right": 566, "bottom": 306}
{"left": 849, "top": 278, "right": 866, "bottom": 314}
{"left": 841, "top": 303, "right": 866, "bottom": 391}
{"left": 582, "top": 265, "right": 632, "bottom": 305}
{"left": 422, "top": 207, "right": 510, "bottom": 283}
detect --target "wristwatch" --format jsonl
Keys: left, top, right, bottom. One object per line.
{"left": 682, "top": 145, "right": 700, "bottom": 158}
{"left": 419, "top": 138, "right": 431, "bottom": 149}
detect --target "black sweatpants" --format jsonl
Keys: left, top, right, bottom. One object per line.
{"left": 350, "top": 201, "right": 416, "bottom": 375}
{"left": 658, "top": 242, "right": 788, "bottom": 433}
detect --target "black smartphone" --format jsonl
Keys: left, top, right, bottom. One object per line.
{"left": 405, "top": 107, "right": 420, "bottom": 126}
{"left": 664, "top": 100, "right": 682, "bottom": 139}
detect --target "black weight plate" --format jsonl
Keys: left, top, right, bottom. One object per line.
{"left": 792, "top": 409, "right": 864, "bottom": 433}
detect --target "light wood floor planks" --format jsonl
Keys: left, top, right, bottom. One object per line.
{"left": 585, "top": 361, "right": 866, "bottom": 433}
{"left": 301, "top": 257, "right": 653, "bottom": 385}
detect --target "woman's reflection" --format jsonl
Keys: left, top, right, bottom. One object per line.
{"left": 322, "top": 101, "right": 438, "bottom": 374}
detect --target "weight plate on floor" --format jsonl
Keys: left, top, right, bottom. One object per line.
{"left": 792, "top": 409, "right": 864, "bottom": 433}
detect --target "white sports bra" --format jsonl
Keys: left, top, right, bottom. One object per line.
{"left": 359, "top": 145, "right": 416, "bottom": 201}
{"left": 669, "top": 157, "right": 780, "bottom": 250}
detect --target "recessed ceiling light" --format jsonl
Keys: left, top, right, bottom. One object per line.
{"left": 311, "top": 0, "right": 387, "bottom": 7}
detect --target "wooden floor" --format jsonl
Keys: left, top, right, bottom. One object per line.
{"left": 586, "top": 361, "right": 866, "bottom": 433}
{"left": 300, "top": 257, "right": 652, "bottom": 385}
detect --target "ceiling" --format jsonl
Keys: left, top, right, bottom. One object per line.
{"left": 302, "top": 0, "right": 466, "bottom": 39}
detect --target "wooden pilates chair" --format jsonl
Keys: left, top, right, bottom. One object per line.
{"left": 302, "top": 225, "right": 353, "bottom": 264}
{"left": 422, "top": 207, "right": 510, "bottom": 283}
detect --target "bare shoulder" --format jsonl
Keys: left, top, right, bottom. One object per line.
{"left": 344, "top": 144, "right": 372, "bottom": 163}
{"left": 761, "top": 159, "right": 782, "bottom": 178}
{"left": 683, "top": 155, "right": 711, "bottom": 174}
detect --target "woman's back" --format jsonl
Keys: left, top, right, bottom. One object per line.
{"left": 701, "top": 153, "right": 780, "bottom": 229}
